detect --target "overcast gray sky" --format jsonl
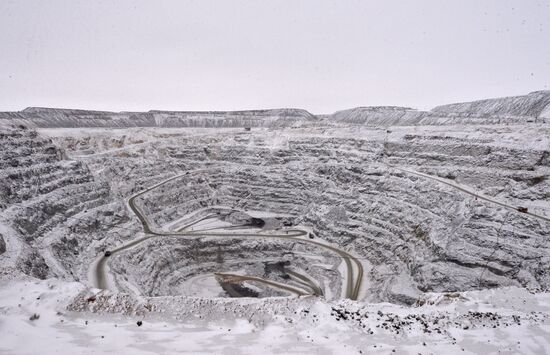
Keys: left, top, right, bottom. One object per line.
{"left": 1, "top": 0, "right": 549, "bottom": 114}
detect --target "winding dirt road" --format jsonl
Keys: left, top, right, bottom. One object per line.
{"left": 214, "top": 272, "right": 310, "bottom": 297}
{"left": 92, "top": 171, "right": 364, "bottom": 300}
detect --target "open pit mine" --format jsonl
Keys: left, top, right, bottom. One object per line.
{"left": 1, "top": 91, "right": 550, "bottom": 353}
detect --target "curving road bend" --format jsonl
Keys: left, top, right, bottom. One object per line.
{"left": 93, "top": 163, "right": 548, "bottom": 300}
{"left": 93, "top": 171, "right": 364, "bottom": 300}
{"left": 286, "top": 270, "right": 324, "bottom": 296}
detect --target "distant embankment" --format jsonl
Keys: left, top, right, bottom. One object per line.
{"left": 432, "top": 90, "right": 550, "bottom": 118}
{"left": 0, "top": 107, "right": 318, "bottom": 128}
{"left": 329, "top": 91, "right": 550, "bottom": 126}
{"left": 2, "top": 90, "right": 549, "bottom": 128}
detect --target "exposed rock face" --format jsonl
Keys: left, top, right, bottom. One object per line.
{"left": 0, "top": 234, "right": 5, "bottom": 254}
{"left": 0, "top": 126, "right": 112, "bottom": 279}
{"left": 111, "top": 237, "right": 339, "bottom": 298}
{"left": 19, "top": 250, "right": 49, "bottom": 279}
{"left": 0, "top": 128, "right": 110, "bottom": 242}
{"left": 0, "top": 91, "right": 549, "bottom": 305}
{"left": 51, "top": 123, "right": 549, "bottom": 303}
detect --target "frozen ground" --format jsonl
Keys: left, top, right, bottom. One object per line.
{"left": 1, "top": 278, "right": 550, "bottom": 354}
{"left": 1, "top": 91, "right": 550, "bottom": 353}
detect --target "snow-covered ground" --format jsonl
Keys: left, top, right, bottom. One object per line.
{"left": 1, "top": 278, "right": 550, "bottom": 354}
{"left": 2, "top": 91, "right": 550, "bottom": 353}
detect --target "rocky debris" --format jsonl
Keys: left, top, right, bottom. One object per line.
{"left": 0, "top": 233, "right": 5, "bottom": 255}
{"left": 18, "top": 250, "right": 49, "bottom": 279}
{"left": 264, "top": 260, "right": 291, "bottom": 277}
{"left": 65, "top": 281, "right": 550, "bottom": 344}
{"left": 67, "top": 289, "right": 157, "bottom": 316}
{"left": 0, "top": 126, "right": 112, "bottom": 280}
{"left": 217, "top": 278, "right": 261, "bottom": 298}
{"left": 111, "top": 236, "right": 336, "bottom": 298}
{"left": 325, "top": 302, "right": 548, "bottom": 339}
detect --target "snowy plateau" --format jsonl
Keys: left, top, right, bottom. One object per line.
{"left": 1, "top": 91, "right": 550, "bottom": 354}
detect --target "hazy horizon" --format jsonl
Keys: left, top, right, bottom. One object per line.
{"left": 1, "top": 0, "right": 549, "bottom": 114}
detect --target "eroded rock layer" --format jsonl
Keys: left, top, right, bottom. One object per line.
{"left": 1, "top": 92, "right": 549, "bottom": 304}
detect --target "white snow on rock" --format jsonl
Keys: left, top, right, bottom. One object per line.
{"left": 1, "top": 91, "right": 550, "bottom": 353}
{"left": 1, "top": 278, "right": 550, "bottom": 354}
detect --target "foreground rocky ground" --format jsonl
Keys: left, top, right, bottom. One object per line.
{"left": 1, "top": 91, "right": 549, "bottom": 353}
{"left": 1, "top": 278, "right": 549, "bottom": 354}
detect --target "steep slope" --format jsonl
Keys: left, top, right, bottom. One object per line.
{"left": 45, "top": 123, "right": 550, "bottom": 304}
{"left": 0, "top": 126, "right": 114, "bottom": 280}
{"left": 1, "top": 91, "right": 549, "bottom": 305}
